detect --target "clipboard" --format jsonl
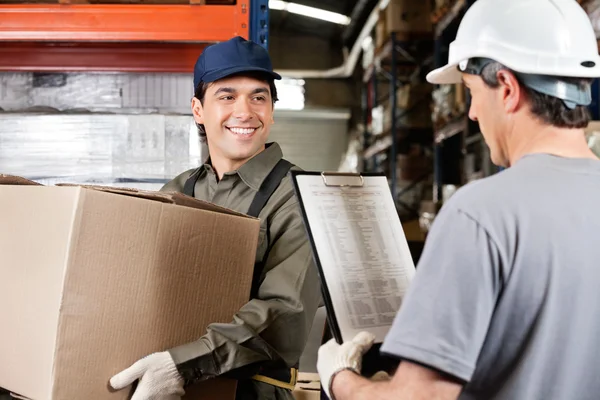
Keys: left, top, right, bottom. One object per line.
{"left": 290, "top": 170, "right": 416, "bottom": 377}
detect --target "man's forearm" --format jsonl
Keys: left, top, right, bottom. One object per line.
{"left": 331, "top": 371, "right": 394, "bottom": 400}
{"left": 330, "top": 363, "right": 463, "bottom": 400}
{"left": 170, "top": 297, "right": 306, "bottom": 381}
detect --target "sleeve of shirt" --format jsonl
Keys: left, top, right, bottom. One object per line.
{"left": 167, "top": 198, "right": 322, "bottom": 384}
{"left": 380, "top": 202, "right": 503, "bottom": 383}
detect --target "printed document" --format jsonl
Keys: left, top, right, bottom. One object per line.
{"left": 295, "top": 174, "right": 416, "bottom": 343}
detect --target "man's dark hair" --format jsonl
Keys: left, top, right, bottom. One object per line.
{"left": 480, "top": 62, "right": 591, "bottom": 128}
{"left": 193, "top": 72, "right": 279, "bottom": 141}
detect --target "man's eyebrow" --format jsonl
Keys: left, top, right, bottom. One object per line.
{"left": 214, "top": 87, "right": 236, "bottom": 96}
{"left": 213, "top": 87, "right": 270, "bottom": 96}
{"left": 251, "top": 87, "right": 270, "bottom": 95}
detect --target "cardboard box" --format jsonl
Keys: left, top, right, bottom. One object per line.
{"left": 375, "top": 10, "right": 387, "bottom": 49}
{"left": 0, "top": 178, "right": 260, "bottom": 400}
{"left": 396, "top": 83, "right": 433, "bottom": 112}
{"left": 293, "top": 373, "right": 320, "bottom": 400}
{"left": 385, "top": 0, "right": 432, "bottom": 36}
{"left": 397, "top": 150, "right": 431, "bottom": 181}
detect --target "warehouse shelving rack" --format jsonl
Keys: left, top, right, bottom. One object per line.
{"left": 359, "top": 0, "right": 481, "bottom": 248}
{"left": 430, "top": 0, "right": 476, "bottom": 202}
{"left": 0, "top": 0, "right": 269, "bottom": 72}
{"left": 361, "top": 31, "right": 435, "bottom": 221}
{"left": 361, "top": 0, "right": 495, "bottom": 206}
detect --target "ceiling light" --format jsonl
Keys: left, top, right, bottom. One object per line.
{"left": 269, "top": 0, "right": 351, "bottom": 25}
{"left": 269, "top": 0, "right": 287, "bottom": 10}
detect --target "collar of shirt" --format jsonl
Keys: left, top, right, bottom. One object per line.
{"left": 203, "top": 142, "right": 283, "bottom": 191}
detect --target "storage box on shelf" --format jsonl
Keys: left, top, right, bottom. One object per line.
{"left": 384, "top": 0, "right": 433, "bottom": 38}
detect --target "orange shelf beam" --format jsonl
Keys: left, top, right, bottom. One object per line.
{"left": 0, "top": 3, "right": 249, "bottom": 72}
{"left": 0, "top": 42, "right": 208, "bottom": 72}
{"left": 0, "top": 3, "right": 249, "bottom": 42}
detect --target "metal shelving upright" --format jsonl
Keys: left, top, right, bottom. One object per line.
{"left": 361, "top": 31, "right": 435, "bottom": 221}
{"left": 430, "top": 0, "right": 474, "bottom": 202}
{"left": 250, "top": 0, "right": 271, "bottom": 49}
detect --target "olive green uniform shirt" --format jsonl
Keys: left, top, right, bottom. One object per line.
{"left": 160, "top": 142, "right": 321, "bottom": 400}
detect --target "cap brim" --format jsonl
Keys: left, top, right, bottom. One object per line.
{"left": 202, "top": 65, "right": 282, "bottom": 82}
{"left": 426, "top": 63, "right": 463, "bottom": 84}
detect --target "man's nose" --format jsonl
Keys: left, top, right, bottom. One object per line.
{"left": 233, "top": 99, "right": 253, "bottom": 120}
{"left": 468, "top": 104, "right": 478, "bottom": 122}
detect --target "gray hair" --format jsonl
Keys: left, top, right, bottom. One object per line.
{"left": 477, "top": 62, "right": 591, "bottom": 129}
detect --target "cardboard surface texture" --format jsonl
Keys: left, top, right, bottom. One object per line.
{"left": 0, "top": 180, "right": 260, "bottom": 400}
{"left": 293, "top": 373, "right": 320, "bottom": 400}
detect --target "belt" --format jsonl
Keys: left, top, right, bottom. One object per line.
{"left": 251, "top": 368, "right": 298, "bottom": 390}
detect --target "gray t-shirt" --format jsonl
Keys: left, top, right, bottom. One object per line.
{"left": 381, "top": 153, "right": 600, "bottom": 400}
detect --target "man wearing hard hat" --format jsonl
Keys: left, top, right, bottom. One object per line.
{"left": 317, "top": 1, "right": 600, "bottom": 399}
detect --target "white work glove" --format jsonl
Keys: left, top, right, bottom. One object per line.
{"left": 317, "top": 331, "right": 376, "bottom": 400}
{"left": 110, "top": 351, "right": 185, "bottom": 400}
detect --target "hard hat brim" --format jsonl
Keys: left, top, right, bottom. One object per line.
{"left": 426, "top": 63, "right": 463, "bottom": 85}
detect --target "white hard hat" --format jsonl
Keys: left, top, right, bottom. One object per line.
{"left": 427, "top": 0, "right": 600, "bottom": 85}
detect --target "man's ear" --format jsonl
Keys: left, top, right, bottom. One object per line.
{"left": 191, "top": 97, "right": 204, "bottom": 125}
{"left": 497, "top": 70, "right": 522, "bottom": 113}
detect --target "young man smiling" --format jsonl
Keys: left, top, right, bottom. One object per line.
{"left": 109, "top": 36, "right": 321, "bottom": 400}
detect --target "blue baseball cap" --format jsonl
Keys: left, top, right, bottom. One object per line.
{"left": 193, "top": 36, "right": 282, "bottom": 91}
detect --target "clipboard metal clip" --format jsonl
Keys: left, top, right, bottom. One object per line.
{"left": 321, "top": 171, "right": 364, "bottom": 187}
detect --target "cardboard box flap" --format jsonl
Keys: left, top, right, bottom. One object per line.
{"left": 8, "top": 391, "right": 31, "bottom": 400}
{"left": 56, "top": 184, "right": 253, "bottom": 219}
{"left": 0, "top": 174, "right": 42, "bottom": 186}
{"left": 164, "top": 191, "right": 253, "bottom": 219}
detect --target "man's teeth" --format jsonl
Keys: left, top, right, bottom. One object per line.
{"left": 229, "top": 127, "right": 256, "bottom": 135}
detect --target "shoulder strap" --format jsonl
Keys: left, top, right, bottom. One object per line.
{"left": 183, "top": 159, "right": 292, "bottom": 299}
{"left": 246, "top": 159, "right": 293, "bottom": 218}
{"left": 249, "top": 158, "right": 293, "bottom": 299}
{"left": 182, "top": 166, "right": 205, "bottom": 198}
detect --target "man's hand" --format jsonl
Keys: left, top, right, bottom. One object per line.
{"left": 316, "top": 331, "right": 376, "bottom": 399}
{"left": 110, "top": 351, "right": 185, "bottom": 400}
